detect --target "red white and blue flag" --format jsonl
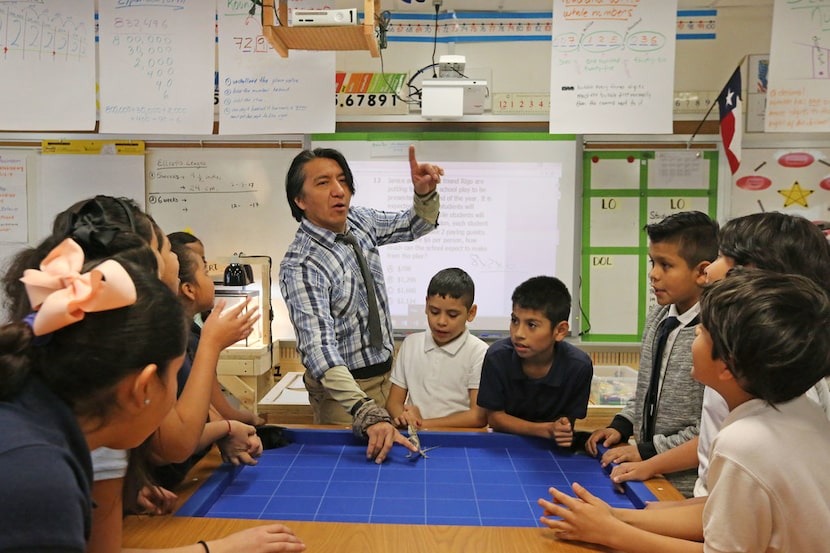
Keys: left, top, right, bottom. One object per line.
{"left": 718, "top": 67, "right": 742, "bottom": 174}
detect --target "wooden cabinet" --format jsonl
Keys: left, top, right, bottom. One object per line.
{"left": 261, "top": 0, "right": 381, "bottom": 57}
{"left": 217, "top": 340, "right": 280, "bottom": 415}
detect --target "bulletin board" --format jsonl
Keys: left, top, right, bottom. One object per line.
{"left": 580, "top": 149, "right": 718, "bottom": 342}
{"left": 729, "top": 147, "right": 830, "bottom": 221}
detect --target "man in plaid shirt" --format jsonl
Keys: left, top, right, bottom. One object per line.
{"left": 280, "top": 145, "right": 443, "bottom": 463}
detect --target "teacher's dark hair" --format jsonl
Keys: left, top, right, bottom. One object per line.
{"left": 285, "top": 148, "right": 356, "bottom": 222}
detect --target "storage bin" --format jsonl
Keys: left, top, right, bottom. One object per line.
{"left": 590, "top": 365, "right": 637, "bottom": 406}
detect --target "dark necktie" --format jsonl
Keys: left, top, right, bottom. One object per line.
{"left": 338, "top": 231, "right": 383, "bottom": 349}
{"left": 642, "top": 315, "right": 681, "bottom": 441}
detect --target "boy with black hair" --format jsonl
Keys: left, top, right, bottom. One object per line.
{"left": 608, "top": 212, "right": 830, "bottom": 497}
{"left": 586, "top": 211, "right": 718, "bottom": 497}
{"left": 539, "top": 270, "right": 830, "bottom": 552}
{"left": 477, "top": 276, "right": 593, "bottom": 447}
{"left": 386, "top": 267, "right": 488, "bottom": 428}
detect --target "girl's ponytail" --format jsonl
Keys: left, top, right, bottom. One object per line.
{"left": 0, "top": 322, "right": 34, "bottom": 400}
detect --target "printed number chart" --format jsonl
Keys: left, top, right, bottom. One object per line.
{"left": 178, "top": 429, "right": 655, "bottom": 527}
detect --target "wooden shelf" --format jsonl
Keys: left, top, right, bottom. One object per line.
{"left": 261, "top": 0, "right": 380, "bottom": 58}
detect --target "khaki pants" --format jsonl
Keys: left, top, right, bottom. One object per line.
{"left": 303, "top": 369, "right": 391, "bottom": 426}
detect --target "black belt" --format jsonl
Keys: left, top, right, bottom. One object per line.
{"left": 351, "top": 357, "right": 392, "bottom": 380}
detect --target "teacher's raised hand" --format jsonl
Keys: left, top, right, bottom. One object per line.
{"left": 409, "top": 144, "right": 444, "bottom": 196}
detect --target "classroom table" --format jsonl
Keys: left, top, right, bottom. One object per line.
{"left": 123, "top": 427, "right": 684, "bottom": 553}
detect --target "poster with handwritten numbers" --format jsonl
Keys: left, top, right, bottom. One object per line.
{"left": 216, "top": 2, "right": 335, "bottom": 134}
{"left": 766, "top": 0, "right": 830, "bottom": 131}
{"left": 0, "top": 0, "right": 95, "bottom": 130}
{"left": 98, "top": 0, "right": 215, "bottom": 134}
{"left": 549, "top": 0, "right": 678, "bottom": 134}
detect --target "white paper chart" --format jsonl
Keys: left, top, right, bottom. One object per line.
{"left": 766, "top": 0, "right": 830, "bottom": 132}
{"left": 98, "top": 0, "right": 215, "bottom": 134}
{"left": 0, "top": 0, "right": 96, "bottom": 130}
{"left": 217, "top": 2, "right": 335, "bottom": 134}
{"left": 549, "top": 0, "right": 678, "bottom": 134}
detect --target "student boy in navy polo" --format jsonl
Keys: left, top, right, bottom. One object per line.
{"left": 477, "top": 276, "right": 593, "bottom": 447}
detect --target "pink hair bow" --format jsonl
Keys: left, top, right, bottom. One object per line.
{"left": 20, "top": 238, "right": 137, "bottom": 336}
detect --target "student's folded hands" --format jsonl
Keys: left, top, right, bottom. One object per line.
{"left": 538, "top": 483, "right": 620, "bottom": 545}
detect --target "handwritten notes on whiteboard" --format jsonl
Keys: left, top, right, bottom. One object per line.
{"left": 98, "top": 0, "right": 215, "bottom": 134}
{"left": 145, "top": 148, "right": 298, "bottom": 339}
{"left": 549, "top": 0, "right": 677, "bottom": 134}
{"left": 766, "top": 0, "right": 830, "bottom": 131}
{"left": 0, "top": 0, "right": 95, "bottom": 130}
{"left": 0, "top": 152, "right": 28, "bottom": 243}
{"left": 216, "top": 3, "right": 335, "bottom": 134}
{"left": 37, "top": 153, "right": 145, "bottom": 243}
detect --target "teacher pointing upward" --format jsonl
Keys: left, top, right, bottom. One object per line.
{"left": 280, "top": 145, "right": 443, "bottom": 463}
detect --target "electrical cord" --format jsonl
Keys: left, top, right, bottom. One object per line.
{"left": 405, "top": 63, "right": 438, "bottom": 105}
{"left": 374, "top": 1, "right": 487, "bottom": 108}
{"left": 236, "top": 253, "right": 276, "bottom": 372}
{"left": 376, "top": 10, "right": 422, "bottom": 106}
{"left": 249, "top": 0, "right": 281, "bottom": 26}
{"left": 576, "top": 275, "right": 592, "bottom": 336}
{"left": 430, "top": 2, "right": 440, "bottom": 78}
{"left": 376, "top": 9, "right": 390, "bottom": 50}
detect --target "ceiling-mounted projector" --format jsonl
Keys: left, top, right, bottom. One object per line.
{"left": 438, "top": 55, "right": 466, "bottom": 78}
{"left": 290, "top": 8, "right": 358, "bottom": 26}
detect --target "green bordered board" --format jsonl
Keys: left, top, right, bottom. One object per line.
{"left": 580, "top": 149, "right": 718, "bottom": 342}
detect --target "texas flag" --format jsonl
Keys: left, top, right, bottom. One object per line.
{"left": 717, "top": 67, "right": 742, "bottom": 174}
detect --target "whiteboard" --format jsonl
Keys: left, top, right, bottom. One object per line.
{"left": 37, "top": 153, "right": 145, "bottom": 242}
{"left": 145, "top": 148, "right": 298, "bottom": 339}
{"left": 313, "top": 136, "right": 579, "bottom": 335}
{"left": 38, "top": 136, "right": 578, "bottom": 341}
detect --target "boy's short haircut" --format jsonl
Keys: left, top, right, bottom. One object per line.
{"left": 168, "top": 231, "right": 202, "bottom": 247}
{"left": 645, "top": 211, "right": 719, "bottom": 269}
{"left": 511, "top": 276, "right": 571, "bottom": 326}
{"left": 718, "top": 212, "right": 830, "bottom": 294}
{"left": 700, "top": 268, "right": 830, "bottom": 404}
{"left": 427, "top": 267, "right": 475, "bottom": 309}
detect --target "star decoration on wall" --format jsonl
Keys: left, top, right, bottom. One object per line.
{"left": 777, "top": 181, "right": 813, "bottom": 208}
